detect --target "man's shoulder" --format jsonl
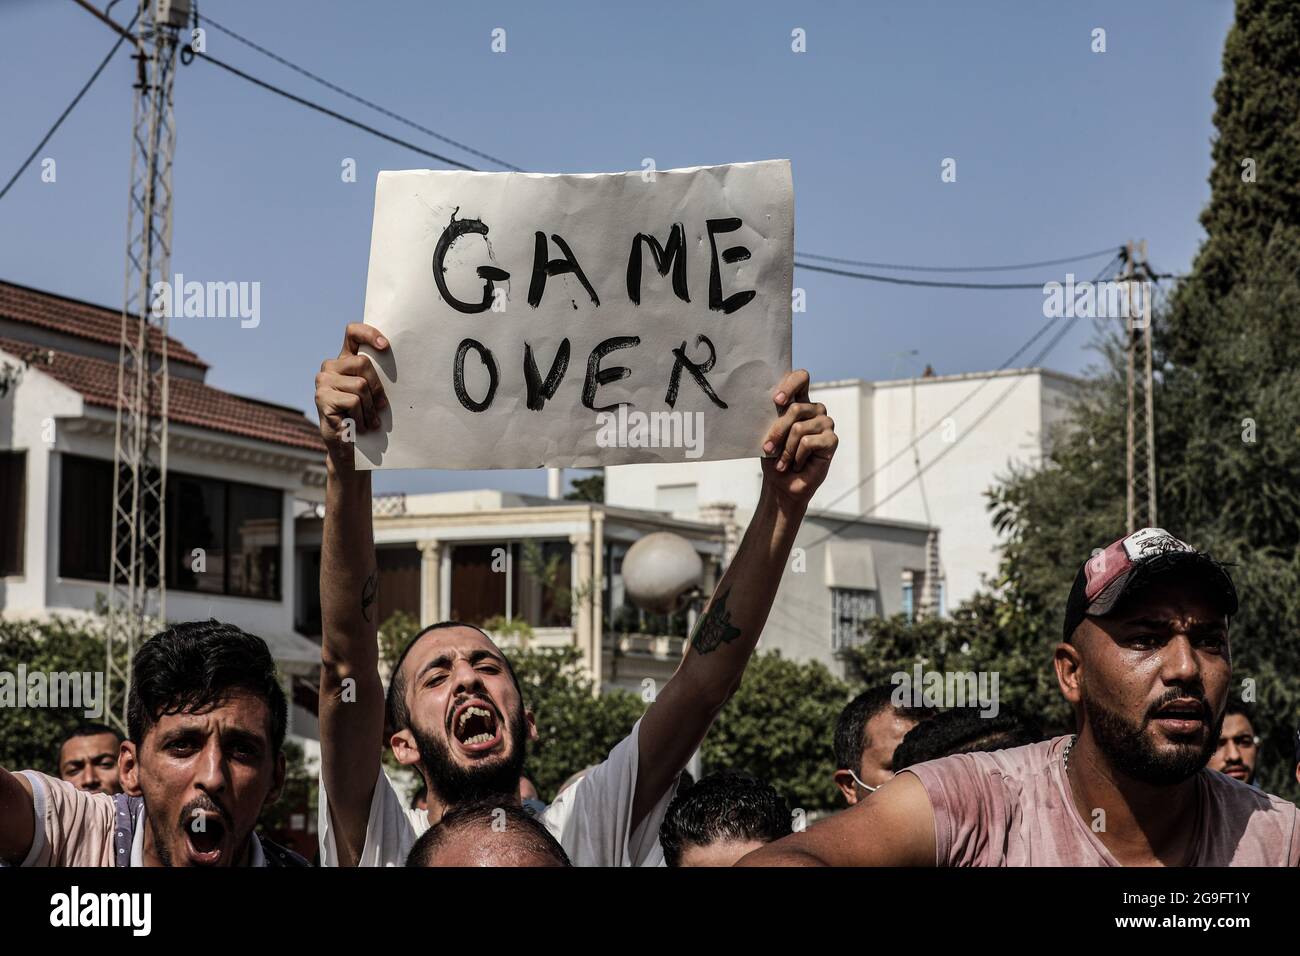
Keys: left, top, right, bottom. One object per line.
{"left": 1199, "top": 769, "right": 1299, "bottom": 865}
{"left": 907, "top": 735, "right": 1067, "bottom": 786}
{"left": 21, "top": 769, "right": 116, "bottom": 811}
{"left": 1201, "top": 767, "right": 1298, "bottom": 817}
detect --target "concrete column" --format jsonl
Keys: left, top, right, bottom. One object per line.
{"left": 419, "top": 539, "right": 443, "bottom": 627}
{"left": 591, "top": 511, "right": 605, "bottom": 692}
{"left": 570, "top": 531, "right": 594, "bottom": 682}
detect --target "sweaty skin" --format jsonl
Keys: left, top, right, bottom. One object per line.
{"left": 121, "top": 690, "right": 285, "bottom": 867}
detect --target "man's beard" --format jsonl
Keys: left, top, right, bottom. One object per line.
{"left": 1087, "top": 692, "right": 1222, "bottom": 786}
{"left": 413, "top": 705, "right": 528, "bottom": 807}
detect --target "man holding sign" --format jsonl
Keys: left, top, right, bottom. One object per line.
{"left": 314, "top": 160, "right": 829, "bottom": 866}
{"left": 315, "top": 327, "right": 834, "bottom": 866}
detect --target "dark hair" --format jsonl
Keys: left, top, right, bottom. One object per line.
{"left": 56, "top": 722, "right": 122, "bottom": 766}
{"left": 384, "top": 620, "right": 522, "bottom": 736}
{"left": 892, "top": 708, "right": 1041, "bottom": 770}
{"left": 405, "top": 798, "right": 570, "bottom": 866}
{"left": 127, "top": 620, "right": 287, "bottom": 753}
{"left": 1224, "top": 701, "right": 1255, "bottom": 729}
{"left": 833, "top": 684, "right": 936, "bottom": 771}
{"left": 659, "top": 770, "right": 792, "bottom": 867}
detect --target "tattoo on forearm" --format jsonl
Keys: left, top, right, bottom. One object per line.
{"left": 690, "top": 587, "right": 742, "bottom": 654}
{"left": 360, "top": 570, "right": 378, "bottom": 623}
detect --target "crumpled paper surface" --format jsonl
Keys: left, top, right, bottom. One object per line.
{"left": 355, "top": 160, "right": 793, "bottom": 471}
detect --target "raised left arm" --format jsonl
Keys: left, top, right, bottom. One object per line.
{"left": 630, "top": 369, "right": 837, "bottom": 827}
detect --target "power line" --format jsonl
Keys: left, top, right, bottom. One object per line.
{"left": 188, "top": 49, "right": 480, "bottom": 171}
{"left": 197, "top": 12, "right": 522, "bottom": 172}
{"left": 796, "top": 253, "right": 1122, "bottom": 548}
{"left": 795, "top": 245, "right": 1121, "bottom": 274}
{"left": 793, "top": 260, "right": 1064, "bottom": 289}
{"left": 189, "top": 17, "right": 1122, "bottom": 286}
{"left": 802, "top": 314, "right": 1080, "bottom": 552}
{"left": 0, "top": 12, "right": 137, "bottom": 202}
{"left": 185, "top": 18, "right": 1135, "bottom": 291}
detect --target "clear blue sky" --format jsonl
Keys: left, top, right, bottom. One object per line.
{"left": 0, "top": 0, "right": 1234, "bottom": 495}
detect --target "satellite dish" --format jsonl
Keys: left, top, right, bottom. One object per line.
{"left": 621, "top": 532, "right": 704, "bottom": 614}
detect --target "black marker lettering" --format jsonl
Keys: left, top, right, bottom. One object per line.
{"left": 706, "top": 218, "right": 756, "bottom": 315}
{"left": 433, "top": 209, "right": 510, "bottom": 314}
{"left": 665, "top": 334, "right": 727, "bottom": 409}
{"left": 582, "top": 336, "right": 640, "bottom": 412}
{"left": 528, "top": 232, "right": 600, "bottom": 308}
{"left": 452, "top": 338, "right": 500, "bottom": 412}
{"left": 626, "top": 224, "right": 689, "bottom": 305}
{"left": 523, "top": 338, "right": 571, "bottom": 411}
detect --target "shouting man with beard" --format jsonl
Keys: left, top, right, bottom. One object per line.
{"left": 742, "top": 528, "right": 1300, "bottom": 867}
{"left": 0, "top": 621, "right": 307, "bottom": 867}
{"left": 314, "top": 324, "right": 838, "bottom": 867}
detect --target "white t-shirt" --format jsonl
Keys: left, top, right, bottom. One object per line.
{"left": 318, "top": 718, "right": 675, "bottom": 867}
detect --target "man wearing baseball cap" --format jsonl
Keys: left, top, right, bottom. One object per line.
{"left": 742, "top": 528, "right": 1300, "bottom": 867}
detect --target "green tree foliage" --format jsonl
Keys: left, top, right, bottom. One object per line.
{"left": 1186, "top": 0, "right": 1300, "bottom": 303}
{"left": 256, "top": 738, "right": 317, "bottom": 841}
{"left": 702, "top": 650, "right": 851, "bottom": 812}
{"left": 989, "top": 0, "right": 1300, "bottom": 798}
{"left": 564, "top": 473, "right": 604, "bottom": 502}
{"left": 840, "top": 595, "right": 1071, "bottom": 737}
{"left": 0, "top": 617, "right": 125, "bottom": 773}
{"left": 509, "top": 644, "right": 644, "bottom": 802}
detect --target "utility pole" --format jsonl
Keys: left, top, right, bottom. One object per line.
{"left": 1124, "top": 240, "right": 1157, "bottom": 533}
{"left": 72, "top": 0, "right": 192, "bottom": 730}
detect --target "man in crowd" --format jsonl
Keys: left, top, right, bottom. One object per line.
{"left": 891, "top": 708, "right": 1040, "bottom": 771}
{"left": 406, "top": 799, "right": 571, "bottom": 867}
{"left": 742, "top": 529, "right": 1300, "bottom": 866}
{"left": 832, "top": 684, "right": 934, "bottom": 805}
{"left": 0, "top": 621, "right": 307, "bottom": 867}
{"left": 57, "top": 722, "right": 122, "bottom": 795}
{"left": 314, "top": 323, "right": 838, "bottom": 867}
{"left": 660, "top": 770, "right": 791, "bottom": 867}
{"left": 1207, "top": 702, "right": 1259, "bottom": 786}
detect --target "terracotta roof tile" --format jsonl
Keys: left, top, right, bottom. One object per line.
{"left": 0, "top": 337, "right": 324, "bottom": 454}
{"left": 0, "top": 280, "right": 207, "bottom": 369}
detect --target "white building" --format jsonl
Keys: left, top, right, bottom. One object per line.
{"left": 605, "top": 367, "right": 1079, "bottom": 669}
{"left": 295, "top": 489, "right": 729, "bottom": 695}
{"left": 0, "top": 279, "right": 326, "bottom": 741}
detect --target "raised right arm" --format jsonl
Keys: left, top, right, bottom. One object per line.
{"left": 315, "top": 323, "right": 390, "bottom": 867}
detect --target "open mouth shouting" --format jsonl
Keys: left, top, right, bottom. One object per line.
{"left": 182, "top": 809, "right": 232, "bottom": 866}
{"left": 449, "top": 697, "right": 503, "bottom": 755}
{"left": 1150, "top": 697, "right": 1208, "bottom": 737}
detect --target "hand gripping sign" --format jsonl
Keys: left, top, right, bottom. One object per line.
{"left": 354, "top": 160, "right": 793, "bottom": 470}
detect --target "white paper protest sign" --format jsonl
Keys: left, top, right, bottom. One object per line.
{"left": 354, "top": 160, "right": 793, "bottom": 470}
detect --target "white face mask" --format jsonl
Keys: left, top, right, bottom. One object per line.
{"left": 848, "top": 769, "right": 893, "bottom": 793}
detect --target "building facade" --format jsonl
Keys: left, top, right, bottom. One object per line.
{"left": 295, "top": 489, "right": 727, "bottom": 695}
{"left": 0, "top": 280, "right": 326, "bottom": 742}
{"left": 605, "top": 366, "right": 1079, "bottom": 671}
